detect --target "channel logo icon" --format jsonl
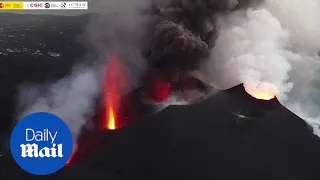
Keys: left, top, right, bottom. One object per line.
{"left": 44, "top": 3, "right": 50, "bottom": 8}
{"left": 10, "top": 112, "right": 73, "bottom": 175}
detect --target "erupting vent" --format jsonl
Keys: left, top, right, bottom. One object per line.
{"left": 107, "top": 107, "right": 116, "bottom": 130}
{"left": 243, "top": 82, "right": 278, "bottom": 101}
{"left": 102, "top": 55, "right": 130, "bottom": 130}
{"left": 65, "top": 58, "right": 213, "bottom": 166}
{"left": 147, "top": 76, "right": 172, "bottom": 103}
{"left": 65, "top": 55, "right": 132, "bottom": 166}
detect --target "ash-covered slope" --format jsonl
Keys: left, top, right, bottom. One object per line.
{"left": 3, "top": 84, "right": 320, "bottom": 180}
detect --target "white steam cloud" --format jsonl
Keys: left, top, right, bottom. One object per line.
{"left": 204, "top": 0, "right": 320, "bottom": 137}
{"left": 17, "top": 66, "right": 101, "bottom": 146}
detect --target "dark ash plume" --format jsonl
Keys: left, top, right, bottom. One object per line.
{"left": 144, "top": 20, "right": 210, "bottom": 74}
{"left": 144, "top": 0, "right": 265, "bottom": 74}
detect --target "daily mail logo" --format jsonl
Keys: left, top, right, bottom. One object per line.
{"left": 10, "top": 112, "right": 73, "bottom": 175}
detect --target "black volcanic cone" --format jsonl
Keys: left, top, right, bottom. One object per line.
{"left": 3, "top": 84, "right": 320, "bottom": 180}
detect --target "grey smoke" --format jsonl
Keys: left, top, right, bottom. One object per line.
{"left": 82, "top": 0, "right": 151, "bottom": 87}
{"left": 17, "top": 66, "right": 101, "bottom": 147}
{"left": 144, "top": 0, "right": 263, "bottom": 73}
{"left": 143, "top": 0, "right": 276, "bottom": 95}
{"left": 203, "top": 0, "right": 320, "bottom": 137}
{"left": 16, "top": 0, "right": 151, "bottom": 146}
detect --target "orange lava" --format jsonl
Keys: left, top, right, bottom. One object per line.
{"left": 244, "top": 82, "right": 278, "bottom": 100}
{"left": 107, "top": 106, "right": 116, "bottom": 130}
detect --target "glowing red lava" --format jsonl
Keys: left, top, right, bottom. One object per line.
{"left": 64, "top": 55, "right": 131, "bottom": 166}
{"left": 102, "top": 55, "right": 130, "bottom": 130}
{"left": 147, "top": 76, "right": 172, "bottom": 102}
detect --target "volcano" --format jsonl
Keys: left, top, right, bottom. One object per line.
{"left": 2, "top": 83, "right": 320, "bottom": 180}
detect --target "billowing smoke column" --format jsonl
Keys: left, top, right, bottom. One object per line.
{"left": 203, "top": 0, "right": 320, "bottom": 136}
{"left": 144, "top": 0, "right": 263, "bottom": 74}
{"left": 16, "top": 65, "right": 101, "bottom": 149}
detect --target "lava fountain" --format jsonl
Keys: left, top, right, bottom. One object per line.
{"left": 243, "top": 82, "right": 279, "bottom": 100}
{"left": 102, "top": 55, "right": 130, "bottom": 130}
{"left": 107, "top": 107, "right": 116, "bottom": 130}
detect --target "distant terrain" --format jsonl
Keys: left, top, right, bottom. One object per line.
{"left": 0, "top": 13, "right": 92, "bottom": 149}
